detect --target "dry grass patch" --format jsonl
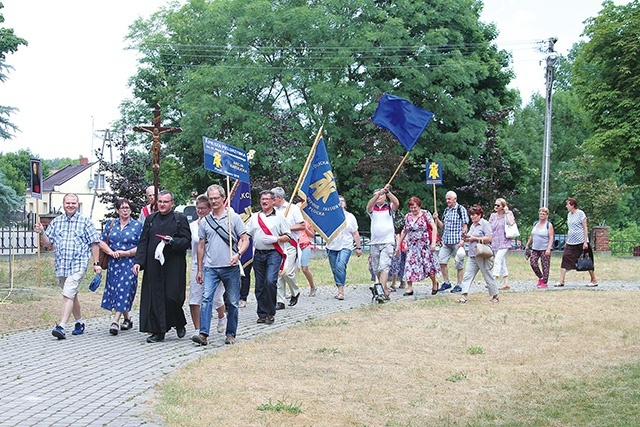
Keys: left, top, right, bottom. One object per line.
{"left": 157, "top": 290, "right": 640, "bottom": 426}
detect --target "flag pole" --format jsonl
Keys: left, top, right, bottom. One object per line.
{"left": 226, "top": 176, "right": 232, "bottom": 260}
{"left": 433, "top": 183, "right": 437, "bottom": 214}
{"left": 226, "top": 179, "right": 240, "bottom": 207}
{"left": 285, "top": 124, "right": 324, "bottom": 217}
{"left": 386, "top": 151, "right": 410, "bottom": 187}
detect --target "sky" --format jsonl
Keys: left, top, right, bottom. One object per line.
{"left": 1, "top": 0, "right": 630, "bottom": 160}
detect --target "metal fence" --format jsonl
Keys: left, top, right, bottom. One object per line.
{"left": 0, "top": 217, "right": 39, "bottom": 256}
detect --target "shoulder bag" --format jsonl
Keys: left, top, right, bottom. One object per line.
{"left": 98, "top": 219, "right": 116, "bottom": 269}
{"left": 475, "top": 242, "right": 494, "bottom": 259}
{"left": 505, "top": 214, "right": 520, "bottom": 239}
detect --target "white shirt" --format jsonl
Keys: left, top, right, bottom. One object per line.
{"left": 326, "top": 211, "right": 358, "bottom": 251}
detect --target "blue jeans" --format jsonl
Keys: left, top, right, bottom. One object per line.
{"left": 200, "top": 266, "right": 240, "bottom": 337}
{"left": 253, "top": 250, "right": 282, "bottom": 318}
{"left": 327, "top": 248, "right": 352, "bottom": 286}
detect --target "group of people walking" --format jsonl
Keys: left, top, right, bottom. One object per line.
{"left": 366, "top": 189, "right": 598, "bottom": 304}
{"left": 35, "top": 185, "right": 598, "bottom": 342}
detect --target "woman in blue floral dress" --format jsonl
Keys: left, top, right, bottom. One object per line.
{"left": 99, "top": 199, "right": 143, "bottom": 335}
{"left": 395, "top": 197, "right": 440, "bottom": 296}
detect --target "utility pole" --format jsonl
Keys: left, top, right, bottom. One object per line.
{"left": 540, "top": 37, "right": 558, "bottom": 209}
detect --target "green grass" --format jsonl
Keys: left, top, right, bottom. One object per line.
{"left": 257, "top": 397, "right": 302, "bottom": 414}
{"left": 465, "top": 360, "right": 640, "bottom": 426}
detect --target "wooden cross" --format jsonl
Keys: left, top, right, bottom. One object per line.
{"left": 133, "top": 104, "right": 182, "bottom": 210}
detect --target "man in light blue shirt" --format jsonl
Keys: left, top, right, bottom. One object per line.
{"left": 35, "top": 193, "right": 102, "bottom": 339}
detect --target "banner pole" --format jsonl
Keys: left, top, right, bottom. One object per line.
{"left": 433, "top": 183, "right": 437, "bottom": 214}
{"left": 36, "top": 200, "right": 41, "bottom": 287}
{"left": 226, "top": 176, "right": 232, "bottom": 260}
{"left": 386, "top": 151, "right": 410, "bottom": 187}
{"left": 286, "top": 124, "right": 324, "bottom": 217}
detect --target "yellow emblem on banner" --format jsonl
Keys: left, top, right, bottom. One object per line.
{"left": 310, "top": 171, "right": 337, "bottom": 203}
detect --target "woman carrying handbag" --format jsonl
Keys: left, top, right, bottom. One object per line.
{"left": 556, "top": 198, "right": 598, "bottom": 287}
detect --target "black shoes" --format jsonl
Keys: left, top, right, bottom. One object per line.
{"left": 289, "top": 293, "right": 300, "bottom": 307}
{"left": 276, "top": 302, "right": 286, "bottom": 310}
{"left": 176, "top": 326, "right": 186, "bottom": 338}
{"left": 120, "top": 318, "right": 133, "bottom": 330}
{"left": 257, "top": 315, "right": 275, "bottom": 324}
{"left": 146, "top": 333, "right": 165, "bottom": 343}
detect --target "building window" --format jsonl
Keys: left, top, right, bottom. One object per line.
{"left": 93, "top": 174, "right": 106, "bottom": 190}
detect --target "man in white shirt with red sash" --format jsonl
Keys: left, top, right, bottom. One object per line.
{"left": 247, "top": 190, "right": 291, "bottom": 324}
{"left": 139, "top": 185, "right": 156, "bottom": 222}
{"left": 271, "top": 186, "right": 305, "bottom": 309}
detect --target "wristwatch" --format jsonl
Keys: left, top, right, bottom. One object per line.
{"left": 93, "top": 261, "right": 101, "bottom": 266}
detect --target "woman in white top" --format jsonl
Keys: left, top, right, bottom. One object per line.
{"left": 556, "top": 198, "right": 598, "bottom": 287}
{"left": 524, "top": 207, "right": 554, "bottom": 288}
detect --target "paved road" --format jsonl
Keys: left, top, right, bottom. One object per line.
{"left": 1, "top": 280, "right": 637, "bottom": 426}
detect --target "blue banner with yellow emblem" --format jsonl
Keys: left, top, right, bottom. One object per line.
{"left": 426, "top": 161, "right": 443, "bottom": 186}
{"left": 297, "top": 138, "right": 346, "bottom": 243}
{"left": 202, "top": 136, "right": 250, "bottom": 183}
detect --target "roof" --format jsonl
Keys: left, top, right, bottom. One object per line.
{"left": 43, "top": 162, "right": 96, "bottom": 192}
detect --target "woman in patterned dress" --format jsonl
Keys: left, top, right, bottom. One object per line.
{"left": 99, "top": 198, "right": 143, "bottom": 335}
{"left": 395, "top": 197, "right": 440, "bottom": 296}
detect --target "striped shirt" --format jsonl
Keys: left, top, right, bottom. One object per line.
{"left": 45, "top": 212, "right": 101, "bottom": 277}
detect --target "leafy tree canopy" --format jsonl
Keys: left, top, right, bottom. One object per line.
{"left": 573, "top": 0, "right": 640, "bottom": 182}
{"left": 123, "top": 0, "right": 517, "bottom": 225}
{"left": 0, "top": 2, "right": 28, "bottom": 140}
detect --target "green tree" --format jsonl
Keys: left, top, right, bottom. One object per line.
{"left": 0, "top": 2, "right": 28, "bottom": 140}
{"left": 573, "top": 0, "right": 640, "bottom": 182}
{"left": 123, "top": 0, "right": 517, "bottom": 225}
{"left": 0, "top": 169, "right": 21, "bottom": 225}
{"left": 95, "top": 131, "right": 154, "bottom": 220}
{"left": 0, "top": 149, "right": 50, "bottom": 196}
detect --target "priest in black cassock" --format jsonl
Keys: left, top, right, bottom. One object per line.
{"left": 133, "top": 190, "right": 191, "bottom": 343}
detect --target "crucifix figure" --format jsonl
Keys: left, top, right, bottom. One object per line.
{"left": 134, "top": 104, "right": 182, "bottom": 211}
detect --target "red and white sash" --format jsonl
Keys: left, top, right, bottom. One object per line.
{"left": 257, "top": 212, "right": 286, "bottom": 270}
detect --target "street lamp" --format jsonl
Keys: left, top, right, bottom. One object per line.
{"left": 540, "top": 37, "right": 557, "bottom": 209}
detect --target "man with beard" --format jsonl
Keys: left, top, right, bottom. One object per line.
{"left": 133, "top": 190, "right": 191, "bottom": 343}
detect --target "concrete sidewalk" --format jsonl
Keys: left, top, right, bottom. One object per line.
{"left": 0, "top": 280, "right": 637, "bottom": 426}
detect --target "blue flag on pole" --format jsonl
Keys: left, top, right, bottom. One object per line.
{"left": 229, "top": 181, "right": 253, "bottom": 266}
{"left": 371, "top": 93, "right": 434, "bottom": 151}
{"left": 297, "top": 138, "right": 346, "bottom": 243}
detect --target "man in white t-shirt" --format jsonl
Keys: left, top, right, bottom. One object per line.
{"left": 272, "top": 187, "right": 304, "bottom": 309}
{"left": 326, "top": 196, "right": 362, "bottom": 300}
{"left": 365, "top": 184, "right": 399, "bottom": 299}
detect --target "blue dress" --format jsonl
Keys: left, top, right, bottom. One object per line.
{"left": 100, "top": 219, "right": 143, "bottom": 312}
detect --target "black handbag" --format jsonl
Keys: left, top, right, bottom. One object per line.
{"left": 576, "top": 250, "right": 594, "bottom": 271}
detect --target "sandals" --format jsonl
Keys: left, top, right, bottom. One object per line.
{"left": 334, "top": 292, "right": 344, "bottom": 300}
{"left": 121, "top": 318, "right": 133, "bottom": 330}
{"left": 309, "top": 287, "right": 317, "bottom": 297}
{"left": 457, "top": 296, "right": 468, "bottom": 303}
{"left": 489, "top": 297, "right": 500, "bottom": 303}
{"left": 403, "top": 291, "right": 414, "bottom": 296}
{"left": 554, "top": 283, "right": 565, "bottom": 287}
{"left": 586, "top": 282, "right": 599, "bottom": 287}
{"left": 109, "top": 322, "right": 119, "bottom": 336}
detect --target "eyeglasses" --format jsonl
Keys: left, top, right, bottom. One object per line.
{"left": 119, "top": 206, "right": 131, "bottom": 210}
{"left": 494, "top": 204, "right": 501, "bottom": 207}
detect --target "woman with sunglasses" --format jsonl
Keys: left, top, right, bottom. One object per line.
{"left": 489, "top": 198, "right": 516, "bottom": 290}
